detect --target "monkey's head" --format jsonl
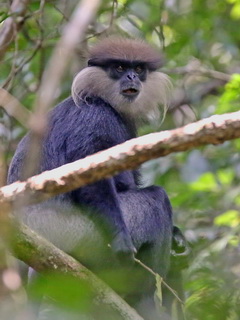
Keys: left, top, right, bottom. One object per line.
{"left": 72, "top": 37, "right": 171, "bottom": 121}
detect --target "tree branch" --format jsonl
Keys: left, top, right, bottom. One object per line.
{"left": 24, "top": 0, "right": 102, "bottom": 179}
{"left": 1, "top": 111, "right": 240, "bottom": 208}
{"left": 166, "top": 66, "right": 231, "bottom": 82}
{"left": 170, "top": 79, "right": 226, "bottom": 110}
{"left": 12, "top": 222, "right": 144, "bottom": 320}
{"left": 0, "top": 88, "right": 31, "bottom": 127}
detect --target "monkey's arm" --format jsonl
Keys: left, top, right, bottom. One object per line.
{"left": 59, "top": 100, "right": 137, "bottom": 256}
{"left": 171, "top": 226, "right": 190, "bottom": 269}
{"left": 71, "top": 178, "right": 136, "bottom": 256}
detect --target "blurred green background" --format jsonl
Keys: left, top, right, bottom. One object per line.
{"left": 0, "top": 0, "right": 240, "bottom": 319}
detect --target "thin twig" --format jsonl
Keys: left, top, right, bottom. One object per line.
{"left": 2, "top": 41, "right": 42, "bottom": 89}
{"left": 53, "top": 4, "right": 70, "bottom": 22}
{"left": 109, "top": 0, "right": 118, "bottom": 27}
{"left": 86, "top": 0, "right": 118, "bottom": 41}
{"left": 0, "top": 0, "right": 30, "bottom": 61}
{"left": 158, "top": 0, "right": 165, "bottom": 49}
{"left": 134, "top": 258, "right": 184, "bottom": 305}
{"left": 34, "top": 0, "right": 46, "bottom": 87}
{"left": 165, "top": 66, "right": 231, "bottom": 82}
{"left": 2, "top": 32, "right": 19, "bottom": 90}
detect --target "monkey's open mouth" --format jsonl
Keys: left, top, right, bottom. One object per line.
{"left": 122, "top": 88, "right": 139, "bottom": 97}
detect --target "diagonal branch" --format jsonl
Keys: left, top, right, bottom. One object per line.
{"left": 0, "top": 110, "right": 240, "bottom": 208}
{"left": 0, "top": 88, "right": 31, "bottom": 127}
{"left": 24, "top": 0, "right": 102, "bottom": 179}
{"left": 12, "top": 222, "right": 144, "bottom": 320}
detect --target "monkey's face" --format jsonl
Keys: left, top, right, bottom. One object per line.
{"left": 87, "top": 58, "right": 148, "bottom": 102}
{"left": 107, "top": 60, "right": 147, "bottom": 101}
{"left": 72, "top": 37, "right": 171, "bottom": 120}
{"left": 72, "top": 54, "right": 171, "bottom": 119}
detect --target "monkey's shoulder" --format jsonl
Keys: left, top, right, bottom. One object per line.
{"left": 49, "top": 96, "right": 133, "bottom": 140}
{"left": 8, "top": 96, "right": 136, "bottom": 179}
{"left": 46, "top": 96, "right": 134, "bottom": 161}
{"left": 52, "top": 96, "right": 122, "bottom": 125}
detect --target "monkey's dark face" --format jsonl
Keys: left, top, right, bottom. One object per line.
{"left": 88, "top": 59, "right": 148, "bottom": 101}
{"left": 108, "top": 60, "right": 147, "bottom": 100}
{"left": 73, "top": 51, "right": 170, "bottom": 118}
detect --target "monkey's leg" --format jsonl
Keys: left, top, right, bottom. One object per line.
{"left": 119, "top": 186, "right": 173, "bottom": 273}
{"left": 118, "top": 186, "right": 173, "bottom": 320}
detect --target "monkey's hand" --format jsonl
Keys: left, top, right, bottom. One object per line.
{"left": 171, "top": 226, "right": 191, "bottom": 270}
{"left": 111, "top": 230, "right": 137, "bottom": 261}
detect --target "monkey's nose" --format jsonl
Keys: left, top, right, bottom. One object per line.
{"left": 126, "top": 71, "right": 137, "bottom": 80}
{"left": 127, "top": 74, "right": 136, "bottom": 80}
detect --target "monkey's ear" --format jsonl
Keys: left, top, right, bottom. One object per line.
{"left": 87, "top": 58, "right": 106, "bottom": 67}
{"left": 147, "top": 58, "right": 165, "bottom": 71}
{"left": 87, "top": 59, "right": 94, "bottom": 66}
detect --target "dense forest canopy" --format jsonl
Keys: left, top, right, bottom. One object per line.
{"left": 0, "top": 0, "right": 240, "bottom": 319}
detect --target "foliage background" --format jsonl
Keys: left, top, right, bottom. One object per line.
{"left": 0, "top": 0, "right": 240, "bottom": 319}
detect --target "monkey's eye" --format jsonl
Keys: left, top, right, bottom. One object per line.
{"left": 135, "top": 66, "right": 143, "bottom": 74}
{"left": 116, "top": 65, "right": 125, "bottom": 73}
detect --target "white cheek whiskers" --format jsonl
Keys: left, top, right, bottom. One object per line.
{"left": 71, "top": 67, "right": 172, "bottom": 125}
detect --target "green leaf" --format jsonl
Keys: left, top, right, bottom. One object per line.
{"left": 190, "top": 173, "right": 217, "bottom": 192}
{"left": 218, "top": 168, "right": 234, "bottom": 185}
{"left": 29, "top": 273, "right": 93, "bottom": 311}
{"left": 155, "top": 274, "right": 163, "bottom": 307}
{"left": 216, "top": 74, "right": 240, "bottom": 114}
{"left": 214, "top": 210, "right": 240, "bottom": 227}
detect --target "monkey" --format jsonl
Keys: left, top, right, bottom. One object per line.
{"left": 8, "top": 37, "right": 184, "bottom": 319}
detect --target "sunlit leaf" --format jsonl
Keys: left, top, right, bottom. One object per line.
{"left": 214, "top": 210, "right": 240, "bottom": 227}
{"left": 190, "top": 173, "right": 217, "bottom": 192}
{"left": 216, "top": 74, "right": 240, "bottom": 114}
{"left": 218, "top": 169, "right": 234, "bottom": 185}
{"left": 155, "top": 274, "right": 163, "bottom": 307}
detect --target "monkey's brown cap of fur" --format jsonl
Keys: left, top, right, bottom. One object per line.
{"left": 88, "top": 37, "right": 163, "bottom": 70}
